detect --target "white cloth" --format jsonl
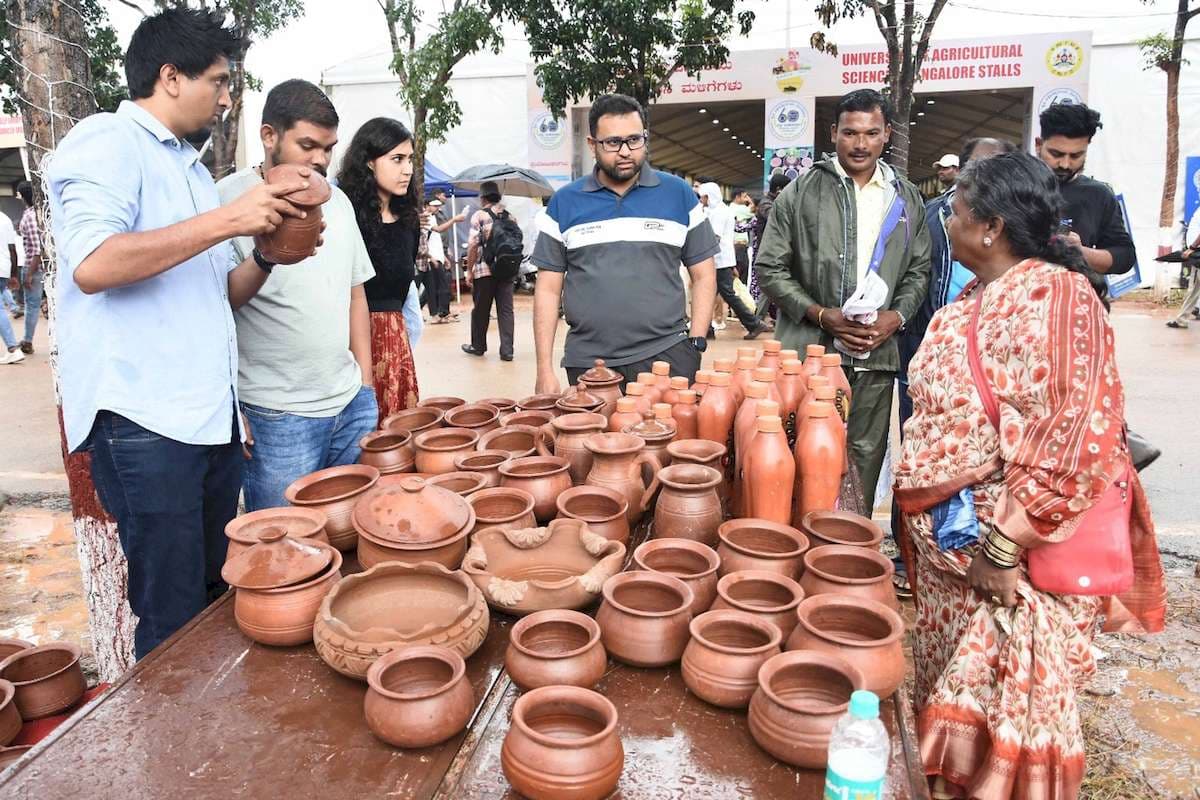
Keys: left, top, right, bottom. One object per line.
{"left": 835, "top": 269, "right": 890, "bottom": 359}
{"left": 697, "top": 182, "right": 735, "bottom": 268}
{"left": 427, "top": 227, "right": 446, "bottom": 264}
{"left": 0, "top": 214, "right": 14, "bottom": 279}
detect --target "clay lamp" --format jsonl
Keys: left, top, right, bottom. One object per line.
{"left": 505, "top": 610, "right": 606, "bottom": 692}
{"left": 253, "top": 164, "right": 332, "bottom": 265}
{"left": 0, "top": 680, "right": 21, "bottom": 747}
{"left": 800, "top": 510, "right": 885, "bottom": 550}
{"left": 0, "top": 642, "right": 86, "bottom": 720}
{"left": 352, "top": 477, "right": 476, "bottom": 570}
{"left": 224, "top": 506, "right": 329, "bottom": 562}
{"left": 364, "top": 644, "right": 474, "bottom": 749}
{"left": 419, "top": 396, "right": 468, "bottom": 413}
{"left": 357, "top": 429, "right": 415, "bottom": 475}
{"left": 382, "top": 406, "right": 445, "bottom": 437}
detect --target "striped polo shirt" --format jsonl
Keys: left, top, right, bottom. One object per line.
{"left": 530, "top": 166, "right": 719, "bottom": 369}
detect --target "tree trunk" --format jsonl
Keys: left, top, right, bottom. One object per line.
{"left": 412, "top": 105, "right": 428, "bottom": 199}
{"left": 888, "top": 89, "right": 913, "bottom": 178}
{"left": 7, "top": 0, "right": 136, "bottom": 680}
{"left": 1159, "top": 62, "right": 1180, "bottom": 231}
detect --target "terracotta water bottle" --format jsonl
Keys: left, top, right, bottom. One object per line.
{"left": 819, "top": 354, "right": 853, "bottom": 424}
{"left": 777, "top": 359, "right": 805, "bottom": 445}
{"left": 742, "top": 414, "right": 795, "bottom": 525}
{"left": 609, "top": 397, "right": 643, "bottom": 433}
{"left": 794, "top": 401, "right": 844, "bottom": 519}
{"left": 625, "top": 382, "right": 653, "bottom": 417}
{"left": 663, "top": 376, "right": 689, "bottom": 407}
{"left": 733, "top": 392, "right": 778, "bottom": 518}
{"left": 752, "top": 367, "right": 783, "bottom": 408}
{"left": 692, "top": 370, "right": 713, "bottom": 397}
{"left": 779, "top": 348, "right": 799, "bottom": 364}
{"left": 672, "top": 390, "right": 699, "bottom": 440}
{"left": 697, "top": 371, "right": 738, "bottom": 486}
{"left": 652, "top": 361, "right": 673, "bottom": 396}
{"left": 802, "top": 344, "right": 825, "bottom": 381}
{"left": 737, "top": 346, "right": 758, "bottom": 362}
{"left": 792, "top": 383, "right": 840, "bottom": 523}
{"left": 637, "top": 372, "right": 663, "bottom": 406}
{"left": 758, "top": 340, "right": 782, "bottom": 372}
{"left": 731, "top": 356, "right": 757, "bottom": 406}
{"left": 713, "top": 358, "right": 735, "bottom": 379}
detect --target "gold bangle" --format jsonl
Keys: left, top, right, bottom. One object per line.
{"left": 817, "top": 308, "right": 827, "bottom": 330}
{"left": 985, "top": 530, "right": 1021, "bottom": 555}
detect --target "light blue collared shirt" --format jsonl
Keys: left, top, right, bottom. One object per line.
{"left": 48, "top": 101, "right": 242, "bottom": 452}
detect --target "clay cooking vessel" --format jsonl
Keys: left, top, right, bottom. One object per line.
{"left": 516, "top": 393, "right": 563, "bottom": 415}
{"left": 716, "top": 518, "right": 809, "bottom": 579}
{"left": 284, "top": 463, "right": 380, "bottom": 551}
{"left": 682, "top": 609, "right": 783, "bottom": 709}
{"left": 0, "top": 680, "right": 20, "bottom": 747}
{"left": 633, "top": 538, "right": 720, "bottom": 615}
{"left": 224, "top": 506, "right": 329, "bottom": 562}
{"left": 426, "top": 471, "right": 490, "bottom": 497}
{"left": 501, "top": 409, "right": 556, "bottom": 429}
{"left": 364, "top": 645, "right": 474, "bottom": 749}
{"left": 478, "top": 424, "right": 547, "bottom": 460}
{"left": 453, "top": 449, "right": 512, "bottom": 488}
{"left": 444, "top": 402, "right": 502, "bottom": 435}
{"left": 786, "top": 593, "right": 906, "bottom": 697}
{"left": 800, "top": 544, "right": 899, "bottom": 611}
{"left": 505, "top": 610, "right": 607, "bottom": 691}
{"left": 413, "top": 427, "right": 482, "bottom": 475}
{"left": 352, "top": 477, "right": 476, "bottom": 570}
{"left": 498, "top": 456, "right": 573, "bottom": 523}
{"left": 596, "top": 571, "right": 694, "bottom": 667}
{"left": 710, "top": 569, "right": 805, "bottom": 640}
{"left": 382, "top": 407, "right": 444, "bottom": 437}
{"left": 0, "top": 642, "right": 85, "bottom": 720}
{"left": 479, "top": 397, "right": 518, "bottom": 414}
{"left": 357, "top": 429, "right": 415, "bottom": 475}
{"left": 467, "top": 487, "right": 537, "bottom": 535}
{"left": 800, "top": 510, "right": 884, "bottom": 550}
{"left": 554, "top": 485, "right": 630, "bottom": 546}
{"left": 253, "top": 163, "right": 332, "bottom": 264}
{"left": 642, "top": 464, "right": 723, "bottom": 546}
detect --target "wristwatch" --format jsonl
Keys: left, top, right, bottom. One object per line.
{"left": 688, "top": 336, "right": 708, "bottom": 352}
{"left": 251, "top": 248, "right": 276, "bottom": 274}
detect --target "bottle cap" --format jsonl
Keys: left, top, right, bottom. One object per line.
{"left": 756, "top": 400, "right": 780, "bottom": 418}
{"left": 813, "top": 387, "right": 837, "bottom": 401}
{"left": 736, "top": 356, "right": 757, "bottom": 370}
{"left": 653, "top": 403, "right": 673, "bottom": 420}
{"left": 637, "top": 372, "right": 656, "bottom": 385}
{"left": 806, "top": 344, "right": 826, "bottom": 357}
{"left": 807, "top": 401, "right": 834, "bottom": 418}
{"left": 752, "top": 367, "right": 776, "bottom": 383}
{"left": 626, "top": 382, "right": 646, "bottom": 396}
{"left": 756, "top": 415, "right": 783, "bottom": 433}
{"left": 745, "top": 382, "right": 768, "bottom": 399}
{"left": 762, "top": 339, "right": 781, "bottom": 353}
{"left": 780, "top": 349, "right": 799, "bottom": 362}
{"left": 709, "top": 372, "right": 732, "bottom": 387}
{"left": 849, "top": 690, "right": 880, "bottom": 719}
{"left": 615, "top": 397, "right": 637, "bottom": 413}
{"left": 821, "top": 353, "right": 842, "bottom": 367}
{"left": 694, "top": 370, "right": 713, "bottom": 385}
{"left": 781, "top": 359, "right": 803, "bottom": 375}
{"left": 808, "top": 375, "right": 831, "bottom": 389}
{"left": 652, "top": 361, "right": 670, "bottom": 376}
{"left": 677, "top": 390, "right": 697, "bottom": 405}
{"left": 713, "top": 358, "right": 734, "bottom": 373}
{"left": 737, "top": 346, "right": 757, "bottom": 360}
{"left": 670, "top": 376, "right": 689, "bottom": 390}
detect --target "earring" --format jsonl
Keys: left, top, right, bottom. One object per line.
{"left": 983, "top": 236, "right": 993, "bottom": 247}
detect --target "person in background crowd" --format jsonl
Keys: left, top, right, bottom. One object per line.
{"left": 931, "top": 153, "right": 959, "bottom": 190}
{"left": 0, "top": 207, "right": 21, "bottom": 364}
{"left": 217, "top": 79, "right": 377, "bottom": 512}
{"left": 338, "top": 116, "right": 423, "bottom": 420}
{"left": 1166, "top": 226, "right": 1200, "bottom": 328}
{"left": 461, "top": 180, "right": 517, "bottom": 361}
{"left": 748, "top": 172, "right": 793, "bottom": 316}
{"left": 730, "top": 188, "right": 754, "bottom": 284}
{"left": 17, "top": 181, "right": 43, "bottom": 354}
{"left": 698, "top": 181, "right": 771, "bottom": 340}
{"left": 429, "top": 186, "right": 466, "bottom": 257}
{"left": 531, "top": 93, "right": 717, "bottom": 390}
{"left": 424, "top": 197, "right": 456, "bottom": 323}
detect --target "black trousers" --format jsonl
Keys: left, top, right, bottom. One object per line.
{"left": 470, "top": 274, "right": 514, "bottom": 358}
{"left": 426, "top": 266, "right": 452, "bottom": 318}
{"left": 566, "top": 338, "right": 701, "bottom": 390}
{"left": 716, "top": 267, "right": 760, "bottom": 330}
{"left": 734, "top": 243, "right": 750, "bottom": 284}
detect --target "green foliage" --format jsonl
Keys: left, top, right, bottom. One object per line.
{"left": 1136, "top": 32, "right": 1183, "bottom": 71}
{"left": 155, "top": 0, "right": 305, "bottom": 88}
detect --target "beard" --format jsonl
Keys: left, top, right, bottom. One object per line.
{"left": 597, "top": 152, "right": 643, "bottom": 183}
{"left": 183, "top": 126, "right": 212, "bottom": 148}
{"left": 1053, "top": 166, "right": 1079, "bottom": 185}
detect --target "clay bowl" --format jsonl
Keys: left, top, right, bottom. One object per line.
{"left": 231, "top": 542, "right": 343, "bottom": 646}
{"left": 748, "top": 650, "right": 864, "bottom": 769}
{"left": 413, "top": 427, "right": 482, "bottom": 475}
{"left": 800, "top": 545, "right": 899, "bottom": 612}
{"left": 420, "top": 396, "right": 468, "bottom": 413}
{"left": 364, "top": 645, "right": 474, "bottom": 749}
{"left": 596, "top": 571, "right": 694, "bottom": 667}
{"left": 479, "top": 397, "right": 518, "bottom": 415}
{"left": 224, "top": 506, "right": 330, "bottom": 562}
{"left": 478, "top": 424, "right": 545, "bottom": 459}
{"left": 0, "top": 745, "right": 33, "bottom": 772}
{"left": 463, "top": 519, "right": 626, "bottom": 615}
{"left": 0, "top": 680, "right": 20, "bottom": 747}
{"left": 444, "top": 402, "right": 502, "bottom": 436}
{"left": 426, "top": 471, "right": 489, "bottom": 498}
{"left": 284, "top": 464, "right": 380, "bottom": 551}
{"left": 0, "top": 642, "right": 85, "bottom": 720}
{"left": 501, "top": 686, "right": 623, "bottom": 800}
{"left": 453, "top": 450, "right": 512, "bottom": 489}
{"left": 682, "top": 610, "right": 783, "bottom": 709}
{"left": 467, "top": 487, "right": 537, "bottom": 536}
{"left": 501, "top": 409, "right": 555, "bottom": 429}
{"left": 498, "top": 456, "right": 573, "bottom": 524}
{"left": 633, "top": 538, "right": 720, "bottom": 616}
{"left": 786, "top": 594, "right": 906, "bottom": 697}
{"left": 800, "top": 510, "right": 885, "bottom": 550}
{"left": 357, "top": 429, "right": 415, "bottom": 475}
{"left": 0, "top": 639, "right": 34, "bottom": 664}
{"left": 716, "top": 519, "right": 809, "bottom": 580}
{"left": 710, "top": 570, "right": 805, "bottom": 641}
{"left": 554, "top": 486, "right": 630, "bottom": 546}
{"left": 382, "top": 406, "right": 445, "bottom": 436}
{"left": 516, "top": 393, "right": 564, "bottom": 415}
{"left": 505, "top": 610, "right": 606, "bottom": 691}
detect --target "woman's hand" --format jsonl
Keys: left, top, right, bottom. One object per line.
{"left": 966, "top": 551, "right": 1019, "bottom": 607}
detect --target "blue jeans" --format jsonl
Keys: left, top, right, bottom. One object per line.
{"left": 1, "top": 284, "right": 15, "bottom": 311}
{"left": 22, "top": 267, "right": 43, "bottom": 343}
{"left": 241, "top": 384, "right": 379, "bottom": 512}
{"left": 88, "top": 411, "right": 243, "bottom": 659}
{"left": 0, "top": 293, "right": 15, "bottom": 349}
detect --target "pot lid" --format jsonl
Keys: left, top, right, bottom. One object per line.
{"left": 580, "top": 359, "right": 622, "bottom": 386}
{"left": 353, "top": 477, "right": 472, "bottom": 544}
{"left": 558, "top": 386, "right": 604, "bottom": 410}
{"left": 263, "top": 163, "right": 332, "bottom": 207}
{"left": 221, "top": 528, "right": 332, "bottom": 590}
{"left": 627, "top": 416, "right": 676, "bottom": 440}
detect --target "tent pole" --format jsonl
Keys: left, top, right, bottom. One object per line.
{"left": 451, "top": 195, "right": 461, "bottom": 303}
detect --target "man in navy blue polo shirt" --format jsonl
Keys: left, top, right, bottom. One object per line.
{"left": 530, "top": 94, "right": 719, "bottom": 392}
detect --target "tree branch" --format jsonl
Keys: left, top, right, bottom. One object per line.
{"left": 115, "top": 0, "right": 150, "bottom": 14}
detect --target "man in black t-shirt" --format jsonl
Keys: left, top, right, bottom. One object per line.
{"left": 1036, "top": 103, "right": 1135, "bottom": 275}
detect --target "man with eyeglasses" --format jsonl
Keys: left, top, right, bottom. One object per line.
{"left": 531, "top": 93, "right": 718, "bottom": 391}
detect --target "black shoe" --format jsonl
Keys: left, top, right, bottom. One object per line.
{"left": 743, "top": 323, "right": 767, "bottom": 340}
{"left": 1192, "top": 308, "right": 1200, "bottom": 320}
{"left": 500, "top": 353, "right": 514, "bottom": 362}
{"left": 461, "top": 344, "right": 485, "bottom": 357}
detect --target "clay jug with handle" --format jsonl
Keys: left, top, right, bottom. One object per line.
{"left": 584, "top": 432, "right": 658, "bottom": 525}
{"left": 743, "top": 415, "right": 795, "bottom": 525}
{"left": 697, "top": 371, "right": 738, "bottom": 488}
{"left": 543, "top": 412, "right": 608, "bottom": 485}
{"left": 793, "top": 401, "right": 844, "bottom": 522}
{"left": 819, "top": 354, "right": 852, "bottom": 424}
{"left": 672, "top": 390, "right": 699, "bottom": 441}
{"left": 642, "top": 463, "right": 724, "bottom": 545}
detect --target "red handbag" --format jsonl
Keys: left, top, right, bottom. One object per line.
{"left": 966, "top": 290, "right": 1133, "bottom": 595}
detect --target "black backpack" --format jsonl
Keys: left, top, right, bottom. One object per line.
{"left": 482, "top": 207, "right": 524, "bottom": 281}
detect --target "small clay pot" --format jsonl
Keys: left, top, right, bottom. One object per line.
{"left": 224, "top": 506, "right": 329, "bottom": 562}
{"left": 800, "top": 545, "right": 899, "bottom": 612}
{"left": 358, "top": 429, "right": 415, "bottom": 475}
{"left": 710, "top": 570, "right": 805, "bottom": 641}
{"left": 786, "top": 594, "right": 906, "bottom": 697}
{"left": 516, "top": 393, "right": 564, "bottom": 415}
{"left": 596, "top": 571, "right": 693, "bottom": 667}
{"left": 364, "top": 645, "right": 474, "bottom": 749}
{"left": 284, "top": 464, "right": 380, "bottom": 551}
{"left": 382, "top": 407, "right": 445, "bottom": 436}
{"left": 420, "top": 396, "right": 468, "bottom": 413}
{"left": 445, "top": 402, "right": 502, "bottom": 434}
{"left": 555, "top": 485, "right": 631, "bottom": 546}
{"left": 748, "top": 650, "right": 864, "bottom": 769}
{"left": 501, "top": 410, "right": 556, "bottom": 429}
{"left": 505, "top": 610, "right": 607, "bottom": 691}
{"left": 467, "top": 487, "right": 537, "bottom": 535}
{"left": 642, "top": 463, "right": 723, "bottom": 546}
{"left": 0, "top": 640, "right": 32, "bottom": 664}
{"left": 716, "top": 519, "right": 809, "bottom": 579}
{"left": 633, "top": 538, "right": 720, "bottom": 616}
{"left": 0, "top": 745, "right": 33, "bottom": 771}
{"left": 501, "top": 686, "right": 623, "bottom": 800}
{"left": 253, "top": 164, "right": 332, "bottom": 264}
{"left": 800, "top": 510, "right": 885, "bottom": 550}
{"left": 413, "top": 427, "right": 482, "bottom": 475}
{"left": 230, "top": 543, "right": 344, "bottom": 646}
{"left": 682, "top": 610, "right": 782, "bottom": 709}
{"left": 426, "top": 471, "right": 489, "bottom": 498}
{"left": 453, "top": 449, "right": 512, "bottom": 488}
{"left": 0, "top": 642, "right": 86, "bottom": 720}
{"left": 478, "top": 424, "right": 546, "bottom": 460}
{"left": 0, "top": 680, "right": 21, "bottom": 747}
{"left": 499, "top": 456, "right": 573, "bottom": 524}
{"left": 479, "top": 397, "right": 518, "bottom": 414}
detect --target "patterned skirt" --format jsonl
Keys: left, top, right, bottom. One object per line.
{"left": 369, "top": 311, "right": 420, "bottom": 421}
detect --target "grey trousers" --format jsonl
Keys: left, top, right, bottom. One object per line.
{"left": 844, "top": 368, "right": 894, "bottom": 507}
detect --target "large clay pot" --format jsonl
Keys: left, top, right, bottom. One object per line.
{"left": 607, "top": 398, "right": 643, "bottom": 434}
{"left": 741, "top": 415, "right": 795, "bottom": 525}
{"left": 0, "top": 640, "right": 32, "bottom": 664}
{"left": 444, "top": 402, "right": 502, "bottom": 435}
{"left": 800, "top": 545, "right": 899, "bottom": 611}
{"left": 253, "top": 164, "right": 332, "bottom": 264}
{"left": 716, "top": 519, "right": 809, "bottom": 579}
{"left": 284, "top": 464, "right": 380, "bottom": 551}
{"left": 383, "top": 406, "right": 445, "bottom": 437}
{"left": 227, "top": 540, "right": 344, "bottom": 646}
{"left": 583, "top": 432, "right": 656, "bottom": 526}
{"left": 792, "top": 401, "right": 845, "bottom": 522}
{"left": 502, "top": 409, "right": 556, "bottom": 429}
{"left": 633, "top": 537, "right": 720, "bottom": 616}
{"left": 710, "top": 569, "right": 805, "bottom": 641}
{"left": 426, "top": 471, "right": 489, "bottom": 497}
{"left": 501, "top": 686, "right": 623, "bottom": 800}
{"left": 467, "top": 487, "right": 537, "bottom": 535}
{"left": 0, "top": 642, "right": 86, "bottom": 720}
{"left": 786, "top": 594, "right": 906, "bottom": 697}
{"left": 819, "top": 353, "right": 853, "bottom": 423}
{"left": 477, "top": 424, "right": 545, "bottom": 460}
{"left": 642, "top": 464, "right": 723, "bottom": 546}
{"left": 800, "top": 510, "right": 885, "bottom": 550}
{"left": 499, "top": 456, "right": 574, "bottom": 523}
{"left": 358, "top": 429, "right": 415, "bottom": 475}
{"left": 420, "top": 396, "right": 468, "bottom": 413}
{"left": 353, "top": 477, "right": 476, "bottom": 570}
{"left": 579, "top": 359, "right": 624, "bottom": 417}
{"left": 555, "top": 486, "right": 630, "bottom": 546}
{"left": 696, "top": 371, "right": 737, "bottom": 487}
{"left": 748, "top": 650, "right": 864, "bottom": 769}
{"left": 413, "top": 427, "right": 482, "bottom": 475}
{"left": 479, "top": 397, "right": 518, "bottom": 415}
{"left": 516, "top": 393, "right": 563, "bottom": 416}
{"left": 505, "top": 609, "right": 607, "bottom": 691}
{"left": 454, "top": 449, "right": 512, "bottom": 489}
{"left": 682, "top": 609, "right": 783, "bottom": 709}
{"left": 0, "top": 680, "right": 19, "bottom": 747}
{"left": 224, "top": 506, "right": 329, "bottom": 562}
{"left": 596, "top": 571, "right": 693, "bottom": 667}
{"left": 543, "top": 412, "right": 608, "bottom": 484}
{"left": 364, "top": 645, "right": 474, "bottom": 749}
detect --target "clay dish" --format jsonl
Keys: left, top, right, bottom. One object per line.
{"left": 383, "top": 407, "right": 445, "bottom": 436}
{"left": 420, "top": 396, "right": 468, "bottom": 413}
{"left": 467, "top": 487, "right": 537, "bottom": 536}
{"left": 314, "top": 561, "right": 489, "bottom": 681}
{"left": 0, "top": 642, "right": 85, "bottom": 720}
{"left": 800, "top": 510, "right": 884, "bottom": 550}
{"left": 478, "top": 424, "right": 545, "bottom": 459}
{"left": 221, "top": 529, "right": 332, "bottom": 590}
{"left": 800, "top": 544, "right": 899, "bottom": 611}
{"left": 463, "top": 519, "right": 626, "bottom": 615}
{"left": 445, "top": 402, "right": 502, "bottom": 434}
{"left": 454, "top": 450, "right": 513, "bottom": 489}
{"left": 426, "top": 471, "right": 490, "bottom": 497}
{"left": 554, "top": 486, "right": 630, "bottom": 546}
{"left": 353, "top": 478, "right": 475, "bottom": 570}
{"left": 681, "top": 610, "right": 783, "bottom": 709}
{"left": 479, "top": 397, "right": 518, "bottom": 414}
{"left": 498, "top": 456, "right": 573, "bottom": 523}
{"left": 710, "top": 570, "right": 805, "bottom": 641}
{"left": 633, "top": 538, "right": 720, "bottom": 616}
{"left": 785, "top": 594, "right": 906, "bottom": 697}
{"left": 358, "top": 429, "right": 415, "bottom": 475}
{"left": 596, "top": 570, "right": 694, "bottom": 667}
{"left": 0, "top": 639, "right": 34, "bottom": 664}
{"left": 0, "top": 745, "right": 33, "bottom": 772}
{"left": 364, "top": 645, "right": 474, "bottom": 749}
{"left": 413, "top": 427, "right": 482, "bottom": 475}
{"left": 505, "top": 610, "right": 606, "bottom": 691}
{"left": 284, "top": 464, "right": 380, "bottom": 551}
{"left": 229, "top": 543, "right": 343, "bottom": 646}
{"left": 224, "top": 507, "right": 329, "bottom": 561}
{"left": 501, "top": 409, "right": 555, "bottom": 429}
{"left": 0, "top": 680, "right": 20, "bottom": 747}
{"left": 716, "top": 519, "right": 809, "bottom": 579}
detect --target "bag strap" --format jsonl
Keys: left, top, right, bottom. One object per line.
{"left": 965, "top": 286, "right": 1002, "bottom": 432}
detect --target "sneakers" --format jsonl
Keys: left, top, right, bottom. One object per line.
{"left": 0, "top": 348, "right": 25, "bottom": 364}
{"left": 1166, "top": 319, "right": 1190, "bottom": 329}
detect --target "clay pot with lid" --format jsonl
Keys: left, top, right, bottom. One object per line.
{"left": 420, "top": 396, "right": 468, "bottom": 413}
{"left": 0, "top": 642, "right": 86, "bottom": 720}
{"left": 285, "top": 464, "right": 380, "bottom": 551}
{"left": 506, "top": 610, "right": 606, "bottom": 691}
{"left": 785, "top": 594, "right": 906, "bottom": 697}
{"left": 253, "top": 164, "right": 332, "bottom": 264}
{"left": 543, "top": 412, "right": 608, "bottom": 484}
{"left": 479, "top": 397, "right": 518, "bottom": 415}
{"left": 413, "top": 427, "right": 482, "bottom": 475}
{"left": 682, "top": 610, "right": 783, "bottom": 709}
{"left": 583, "top": 432, "right": 657, "bottom": 525}
{"left": 358, "top": 429, "right": 415, "bottom": 475}
{"left": 633, "top": 537, "right": 720, "bottom": 615}
{"left": 801, "top": 510, "right": 884, "bottom": 551}
{"left": 556, "top": 384, "right": 605, "bottom": 416}
{"left": 710, "top": 570, "right": 805, "bottom": 640}
{"left": 454, "top": 449, "right": 512, "bottom": 489}
{"left": 501, "top": 686, "right": 623, "bottom": 800}
{"left": 748, "top": 650, "right": 864, "bottom": 769}
{"left": 499, "top": 456, "right": 573, "bottom": 523}
{"left": 353, "top": 477, "right": 476, "bottom": 569}
{"left": 578, "top": 359, "right": 623, "bottom": 417}
{"left": 364, "top": 644, "right": 474, "bottom": 749}
{"left": 641, "top": 463, "right": 723, "bottom": 546}
{"left": 224, "top": 506, "right": 329, "bottom": 562}
{"left": 0, "top": 680, "right": 19, "bottom": 747}
{"left": 717, "top": 518, "right": 809, "bottom": 579}
{"left": 596, "top": 571, "right": 694, "bottom": 667}
{"left": 516, "top": 393, "right": 563, "bottom": 416}
{"left": 467, "top": 487, "right": 537, "bottom": 535}
{"left": 382, "top": 406, "right": 445, "bottom": 437}
{"left": 478, "top": 424, "right": 546, "bottom": 460}
{"left": 607, "top": 397, "right": 643, "bottom": 434}
{"left": 623, "top": 404, "right": 676, "bottom": 470}
{"left": 801, "top": 544, "right": 898, "bottom": 611}
{"left": 426, "top": 471, "right": 489, "bottom": 497}
{"left": 444, "top": 402, "right": 502, "bottom": 435}
{"left": 555, "top": 486, "right": 630, "bottom": 545}
{"left": 0, "top": 640, "right": 31, "bottom": 664}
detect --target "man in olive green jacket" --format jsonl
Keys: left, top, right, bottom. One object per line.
{"left": 755, "top": 89, "right": 930, "bottom": 502}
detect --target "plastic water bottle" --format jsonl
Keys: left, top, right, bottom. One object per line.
{"left": 823, "top": 690, "right": 889, "bottom": 800}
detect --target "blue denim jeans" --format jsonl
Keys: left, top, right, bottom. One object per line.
{"left": 1, "top": 284, "right": 15, "bottom": 311}
{"left": 0, "top": 295, "right": 15, "bottom": 349}
{"left": 22, "top": 267, "right": 43, "bottom": 343}
{"left": 241, "top": 384, "right": 379, "bottom": 512}
{"left": 88, "top": 411, "right": 243, "bottom": 659}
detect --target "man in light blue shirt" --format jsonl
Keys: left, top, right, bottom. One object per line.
{"left": 47, "top": 8, "right": 312, "bottom": 659}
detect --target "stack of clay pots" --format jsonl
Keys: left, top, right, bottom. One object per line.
{"left": 0, "top": 638, "right": 87, "bottom": 767}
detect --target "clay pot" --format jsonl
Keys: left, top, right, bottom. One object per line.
{"left": 358, "top": 429, "right": 415, "bottom": 475}
{"left": 800, "top": 510, "right": 885, "bottom": 551}
{"left": 800, "top": 545, "right": 899, "bottom": 611}
{"left": 667, "top": 439, "right": 729, "bottom": 507}
{"left": 0, "top": 642, "right": 85, "bottom": 720}
{"left": 467, "top": 487, "right": 537, "bottom": 535}
{"left": 682, "top": 610, "right": 783, "bottom": 709}
{"left": 253, "top": 163, "right": 332, "bottom": 264}
{"left": 623, "top": 405, "right": 677, "bottom": 470}
{"left": 505, "top": 610, "right": 607, "bottom": 691}
{"left": 633, "top": 538, "right": 720, "bottom": 616}
{"left": 426, "top": 471, "right": 489, "bottom": 497}
{"left": 444, "top": 402, "right": 502, "bottom": 436}
{"left": 579, "top": 359, "right": 624, "bottom": 417}
{"left": 284, "top": 464, "right": 380, "bottom": 551}
{"left": 0, "top": 745, "right": 32, "bottom": 771}
{"left": 0, "top": 640, "right": 32, "bottom": 664}
{"left": 221, "top": 527, "right": 334, "bottom": 591}
{"left": 499, "top": 456, "right": 573, "bottom": 524}
{"left": 642, "top": 464, "right": 723, "bottom": 546}
{"left": 453, "top": 449, "right": 512, "bottom": 489}
{"left": 786, "top": 594, "right": 906, "bottom": 697}
{"left": 748, "top": 650, "right": 864, "bottom": 769}
{"left": 555, "top": 486, "right": 630, "bottom": 546}
{"left": 226, "top": 539, "right": 343, "bottom": 646}
{"left": 314, "top": 561, "right": 490, "bottom": 681}
{"left": 478, "top": 424, "right": 546, "bottom": 460}
{"left": 0, "top": 680, "right": 21, "bottom": 747}
{"left": 413, "top": 427, "right": 482, "bottom": 475}
{"left": 583, "top": 432, "right": 657, "bottom": 526}
{"left": 501, "top": 686, "right": 623, "bottom": 800}
{"left": 544, "top": 412, "right": 608, "bottom": 485}
{"left": 382, "top": 406, "right": 445, "bottom": 437}
{"left": 516, "top": 393, "right": 564, "bottom": 416}
{"left": 596, "top": 571, "right": 694, "bottom": 667}
{"left": 501, "top": 409, "right": 556, "bottom": 429}
{"left": 223, "top": 506, "right": 330, "bottom": 562}
{"left": 364, "top": 645, "right": 474, "bottom": 749}
{"left": 556, "top": 385, "right": 605, "bottom": 416}
{"left": 353, "top": 477, "right": 476, "bottom": 570}
{"left": 710, "top": 570, "right": 805, "bottom": 640}
{"left": 479, "top": 397, "right": 518, "bottom": 414}
{"left": 420, "top": 396, "right": 468, "bottom": 413}
{"left": 716, "top": 519, "right": 809, "bottom": 579}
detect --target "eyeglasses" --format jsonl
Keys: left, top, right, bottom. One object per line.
{"left": 595, "top": 133, "right": 648, "bottom": 153}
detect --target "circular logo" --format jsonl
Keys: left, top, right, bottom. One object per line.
{"left": 1037, "top": 87, "right": 1083, "bottom": 115}
{"left": 530, "top": 112, "right": 565, "bottom": 150}
{"left": 1046, "top": 40, "right": 1083, "bottom": 78}
{"left": 767, "top": 100, "right": 809, "bottom": 143}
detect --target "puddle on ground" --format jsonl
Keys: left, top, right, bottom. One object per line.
{"left": 1121, "top": 667, "right": 1200, "bottom": 794}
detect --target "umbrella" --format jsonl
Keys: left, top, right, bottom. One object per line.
{"left": 449, "top": 164, "right": 555, "bottom": 199}
{"left": 1155, "top": 249, "right": 1189, "bottom": 263}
